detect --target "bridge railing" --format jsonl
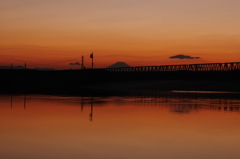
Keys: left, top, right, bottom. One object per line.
{"left": 105, "top": 62, "right": 240, "bottom": 72}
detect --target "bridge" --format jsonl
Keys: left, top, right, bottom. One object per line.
{"left": 105, "top": 62, "right": 240, "bottom": 72}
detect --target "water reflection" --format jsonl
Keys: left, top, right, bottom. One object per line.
{"left": 90, "top": 97, "right": 93, "bottom": 121}
{"left": 8, "top": 94, "right": 27, "bottom": 110}
{"left": 1, "top": 92, "right": 240, "bottom": 159}
{"left": 5, "top": 91, "right": 240, "bottom": 114}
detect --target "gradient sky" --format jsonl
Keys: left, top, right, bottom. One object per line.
{"left": 1, "top": 0, "right": 240, "bottom": 69}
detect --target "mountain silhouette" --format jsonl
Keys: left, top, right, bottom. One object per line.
{"left": 0, "top": 65, "right": 25, "bottom": 69}
{"left": 107, "top": 62, "right": 131, "bottom": 68}
{"left": 0, "top": 65, "right": 56, "bottom": 70}
{"left": 34, "top": 67, "right": 56, "bottom": 71}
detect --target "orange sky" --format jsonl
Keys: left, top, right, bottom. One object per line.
{"left": 1, "top": 0, "right": 240, "bottom": 69}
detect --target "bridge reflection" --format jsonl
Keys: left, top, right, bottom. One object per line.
{"left": 5, "top": 91, "right": 240, "bottom": 116}
{"left": 79, "top": 91, "right": 240, "bottom": 113}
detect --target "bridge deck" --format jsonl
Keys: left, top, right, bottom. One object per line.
{"left": 105, "top": 62, "right": 240, "bottom": 72}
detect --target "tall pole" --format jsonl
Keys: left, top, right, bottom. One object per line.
{"left": 82, "top": 56, "right": 84, "bottom": 69}
{"left": 91, "top": 52, "right": 94, "bottom": 69}
{"left": 24, "top": 63, "right": 26, "bottom": 69}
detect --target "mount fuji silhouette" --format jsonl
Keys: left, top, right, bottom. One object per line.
{"left": 107, "top": 62, "right": 131, "bottom": 68}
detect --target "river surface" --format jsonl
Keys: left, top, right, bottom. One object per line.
{"left": 1, "top": 91, "right": 240, "bottom": 159}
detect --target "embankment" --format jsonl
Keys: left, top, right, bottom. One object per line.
{"left": 0, "top": 69, "right": 240, "bottom": 95}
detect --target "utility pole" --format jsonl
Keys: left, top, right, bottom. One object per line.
{"left": 82, "top": 56, "right": 84, "bottom": 69}
{"left": 24, "top": 63, "right": 27, "bottom": 69}
{"left": 11, "top": 63, "right": 13, "bottom": 69}
{"left": 90, "top": 52, "right": 94, "bottom": 69}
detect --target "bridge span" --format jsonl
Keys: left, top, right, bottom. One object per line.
{"left": 105, "top": 62, "right": 240, "bottom": 72}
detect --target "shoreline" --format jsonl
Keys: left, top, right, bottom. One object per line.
{"left": 1, "top": 79, "right": 239, "bottom": 96}
{"left": 81, "top": 79, "right": 240, "bottom": 92}
{"left": 1, "top": 69, "right": 240, "bottom": 95}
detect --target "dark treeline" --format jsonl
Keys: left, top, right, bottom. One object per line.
{"left": 0, "top": 69, "right": 240, "bottom": 94}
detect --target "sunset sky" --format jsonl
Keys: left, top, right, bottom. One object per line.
{"left": 1, "top": 0, "right": 240, "bottom": 69}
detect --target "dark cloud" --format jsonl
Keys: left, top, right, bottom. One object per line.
{"left": 169, "top": 54, "right": 200, "bottom": 59}
{"left": 69, "top": 62, "right": 80, "bottom": 65}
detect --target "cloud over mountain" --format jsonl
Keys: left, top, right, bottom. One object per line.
{"left": 169, "top": 54, "right": 200, "bottom": 59}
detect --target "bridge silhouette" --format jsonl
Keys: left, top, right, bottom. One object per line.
{"left": 105, "top": 62, "right": 240, "bottom": 72}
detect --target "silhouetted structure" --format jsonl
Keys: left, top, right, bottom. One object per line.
{"left": 105, "top": 62, "right": 240, "bottom": 72}
{"left": 90, "top": 53, "right": 94, "bottom": 69}
{"left": 81, "top": 56, "right": 85, "bottom": 69}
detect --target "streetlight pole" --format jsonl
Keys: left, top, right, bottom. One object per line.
{"left": 90, "top": 52, "right": 94, "bottom": 69}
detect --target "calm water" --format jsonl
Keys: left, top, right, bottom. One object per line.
{"left": 1, "top": 92, "right": 240, "bottom": 159}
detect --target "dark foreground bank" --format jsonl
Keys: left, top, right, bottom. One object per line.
{"left": 0, "top": 69, "right": 240, "bottom": 95}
